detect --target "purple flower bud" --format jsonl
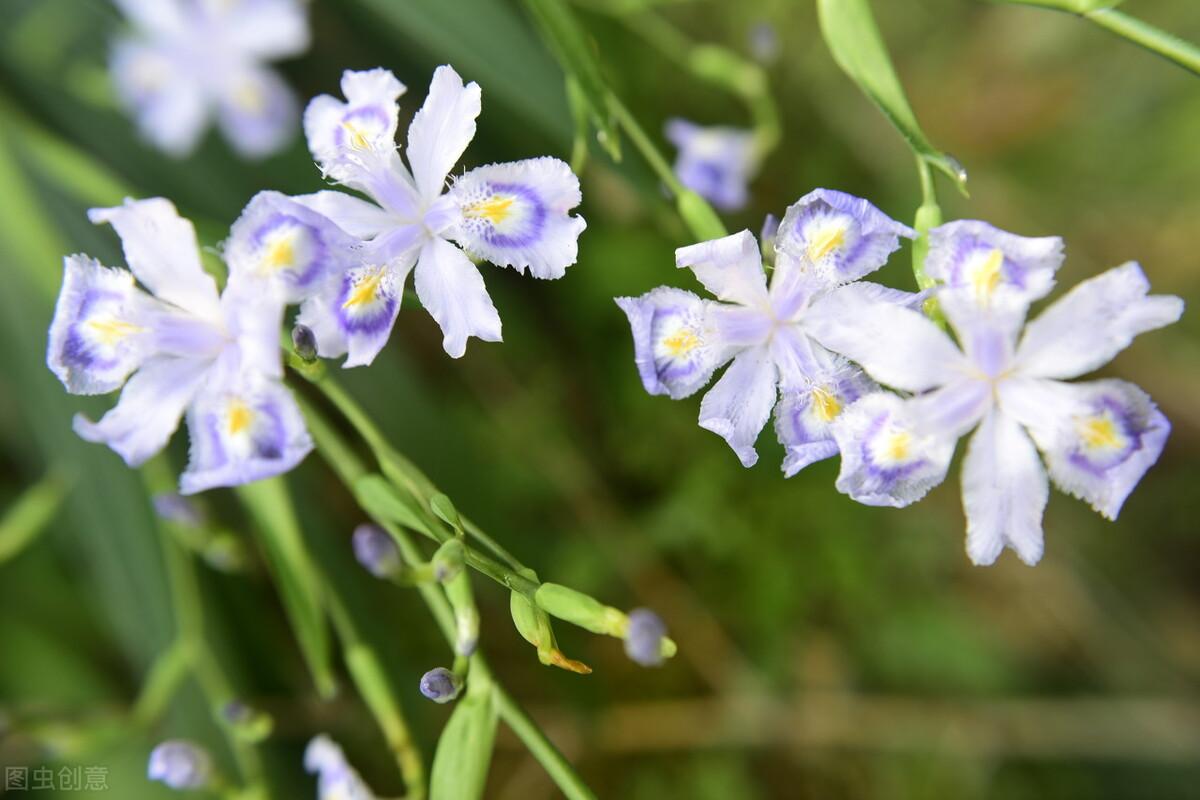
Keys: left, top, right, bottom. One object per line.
{"left": 147, "top": 740, "right": 212, "bottom": 790}
{"left": 152, "top": 493, "right": 204, "bottom": 527}
{"left": 624, "top": 608, "right": 668, "bottom": 667}
{"left": 292, "top": 324, "right": 318, "bottom": 362}
{"left": 419, "top": 667, "right": 462, "bottom": 704}
{"left": 352, "top": 524, "right": 401, "bottom": 579}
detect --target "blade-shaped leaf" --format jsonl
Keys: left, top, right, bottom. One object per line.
{"left": 430, "top": 669, "right": 499, "bottom": 800}
{"left": 817, "top": 0, "right": 967, "bottom": 192}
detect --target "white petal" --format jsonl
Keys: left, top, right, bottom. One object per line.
{"left": 225, "top": 191, "right": 359, "bottom": 303}
{"left": 110, "top": 41, "right": 209, "bottom": 158}
{"left": 112, "top": 0, "right": 186, "bottom": 36}
{"left": 88, "top": 198, "right": 221, "bottom": 320}
{"left": 961, "top": 410, "right": 1048, "bottom": 566}
{"left": 925, "top": 220, "right": 1063, "bottom": 311}
{"left": 614, "top": 288, "right": 738, "bottom": 400}
{"left": 73, "top": 356, "right": 207, "bottom": 467}
{"left": 830, "top": 392, "right": 956, "bottom": 507}
{"left": 180, "top": 373, "right": 312, "bottom": 494}
{"left": 413, "top": 237, "right": 501, "bottom": 358}
{"left": 221, "top": 0, "right": 310, "bottom": 60}
{"left": 291, "top": 191, "right": 395, "bottom": 240}
{"left": 1016, "top": 262, "right": 1184, "bottom": 380}
{"left": 47, "top": 256, "right": 160, "bottom": 395}
{"left": 215, "top": 65, "right": 298, "bottom": 159}
{"left": 675, "top": 230, "right": 769, "bottom": 307}
{"left": 450, "top": 157, "right": 585, "bottom": 279}
{"left": 220, "top": 285, "right": 287, "bottom": 380}
{"left": 698, "top": 346, "right": 778, "bottom": 467}
{"left": 805, "top": 286, "right": 967, "bottom": 392}
{"left": 406, "top": 65, "right": 481, "bottom": 200}
{"left": 1000, "top": 377, "right": 1171, "bottom": 521}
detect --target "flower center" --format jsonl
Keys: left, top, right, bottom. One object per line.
{"left": 1078, "top": 413, "right": 1122, "bottom": 452}
{"left": 87, "top": 317, "right": 143, "bottom": 346}
{"left": 806, "top": 225, "right": 846, "bottom": 263}
{"left": 341, "top": 120, "right": 373, "bottom": 151}
{"left": 969, "top": 248, "right": 1004, "bottom": 303}
{"left": 464, "top": 195, "right": 516, "bottom": 226}
{"left": 263, "top": 237, "right": 295, "bottom": 271}
{"left": 663, "top": 329, "right": 700, "bottom": 356}
{"left": 227, "top": 399, "right": 254, "bottom": 436}
{"left": 343, "top": 268, "right": 386, "bottom": 309}
{"left": 811, "top": 386, "right": 842, "bottom": 423}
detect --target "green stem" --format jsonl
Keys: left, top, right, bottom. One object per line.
{"left": 1086, "top": 8, "right": 1200, "bottom": 76}
{"left": 608, "top": 94, "right": 687, "bottom": 197}
{"left": 298, "top": 391, "right": 597, "bottom": 800}
{"left": 144, "top": 460, "right": 265, "bottom": 795}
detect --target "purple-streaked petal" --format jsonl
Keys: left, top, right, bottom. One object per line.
{"left": 413, "top": 237, "right": 501, "bottom": 358}
{"left": 805, "top": 286, "right": 967, "bottom": 392}
{"left": 775, "top": 362, "right": 877, "bottom": 477}
{"left": 831, "top": 392, "right": 956, "bottom": 507}
{"left": 908, "top": 379, "right": 992, "bottom": 441}
{"left": 925, "top": 220, "right": 1063, "bottom": 310}
{"left": 297, "top": 253, "right": 415, "bottom": 368}
{"left": 665, "top": 119, "right": 756, "bottom": 212}
{"left": 73, "top": 356, "right": 207, "bottom": 467}
{"left": 406, "top": 65, "right": 480, "bottom": 200}
{"left": 215, "top": 65, "right": 298, "bottom": 159}
{"left": 1016, "top": 262, "right": 1184, "bottom": 380}
{"left": 88, "top": 198, "right": 221, "bottom": 320}
{"left": 675, "top": 230, "right": 769, "bottom": 307}
{"left": 450, "top": 157, "right": 586, "bottom": 280}
{"left": 180, "top": 374, "right": 312, "bottom": 494}
{"left": 110, "top": 40, "right": 209, "bottom": 157}
{"left": 225, "top": 191, "right": 359, "bottom": 302}
{"left": 48, "top": 256, "right": 160, "bottom": 395}
{"left": 614, "top": 288, "right": 737, "bottom": 400}
{"left": 698, "top": 346, "right": 778, "bottom": 467}
{"left": 775, "top": 189, "right": 915, "bottom": 286}
{"left": 1001, "top": 377, "right": 1170, "bottom": 521}
{"left": 961, "top": 409, "right": 1048, "bottom": 566}
{"left": 292, "top": 191, "right": 396, "bottom": 240}
{"left": 304, "top": 68, "right": 406, "bottom": 175}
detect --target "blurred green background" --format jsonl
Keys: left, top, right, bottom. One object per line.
{"left": 1, "top": 0, "right": 1198, "bottom": 797}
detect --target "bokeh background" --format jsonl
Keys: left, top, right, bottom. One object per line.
{"left": 1, "top": 0, "right": 1198, "bottom": 798}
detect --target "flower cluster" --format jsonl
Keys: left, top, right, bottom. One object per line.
{"left": 618, "top": 190, "right": 1182, "bottom": 565}
{"left": 109, "top": 0, "right": 309, "bottom": 158}
{"left": 47, "top": 66, "right": 586, "bottom": 492}
{"left": 48, "top": 197, "right": 312, "bottom": 494}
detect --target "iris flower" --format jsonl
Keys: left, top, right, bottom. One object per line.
{"left": 665, "top": 119, "right": 758, "bottom": 212}
{"left": 109, "top": 0, "right": 308, "bottom": 158}
{"left": 617, "top": 189, "right": 916, "bottom": 471}
{"left": 305, "top": 736, "right": 378, "bottom": 800}
{"left": 812, "top": 222, "right": 1183, "bottom": 565}
{"left": 291, "top": 66, "right": 586, "bottom": 362}
{"left": 47, "top": 198, "right": 311, "bottom": 494}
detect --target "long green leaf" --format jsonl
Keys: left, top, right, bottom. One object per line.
{"left": 236, "top": 478, "right": 335, "bottom": 698}
{"left": 817, "top": 0, "right": 967, "bottom": 193}
{"left": 0, "top": 471, "right": 69, "bottom": 563}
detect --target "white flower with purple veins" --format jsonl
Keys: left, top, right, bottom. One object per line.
{"left": 47, "top": 198, "right": 312, "bottom": 494}
{"left": 109, "top": 0, "right": 308, "bottom": 158}
{"left": 292, "top": 66, "right": 586, "bottom": 362}
{"left": 665, "top": 119, "right": 757, "bottom": 212}
{"left": 617, "top": 189, "right": 916, "bottom": 472}
{"left": 305, "top": 736, "right": 378, "bottom": 800}
{"left": 812, "top": 221, "right": 1183, "bottom": 565}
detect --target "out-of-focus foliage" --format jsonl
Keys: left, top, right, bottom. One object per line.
{"left": 1, "top": 0, "right": 1198, "bottom": 798}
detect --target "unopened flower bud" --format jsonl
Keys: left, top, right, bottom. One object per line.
{"left": 624, "top": 608, "right": 668, "bottom": 667}
{"left": 419, "top": 667, "right": 462, "bottom": 704}
{"left": 292, "top": 324, "right": 318, "bottom": 362}
{"left": 148, "top": 740, "right": 213, "bottom": 790}
{"left": 153, "top": 493, "right": 203, "bottom": 527}
{"left": 432, "top": 539, "right": 465, "bottom": 583}
{"left": 760, "top": 213, "right": 780, "bottom": 266}
{"left": 534, "top": 583, "right": 625, "bottom": 636}
{"left": 221, "top": 700, "right": 273, "bottom": 742}
{"left": 352, "top": 524, "right": 401, "bottom": 579}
